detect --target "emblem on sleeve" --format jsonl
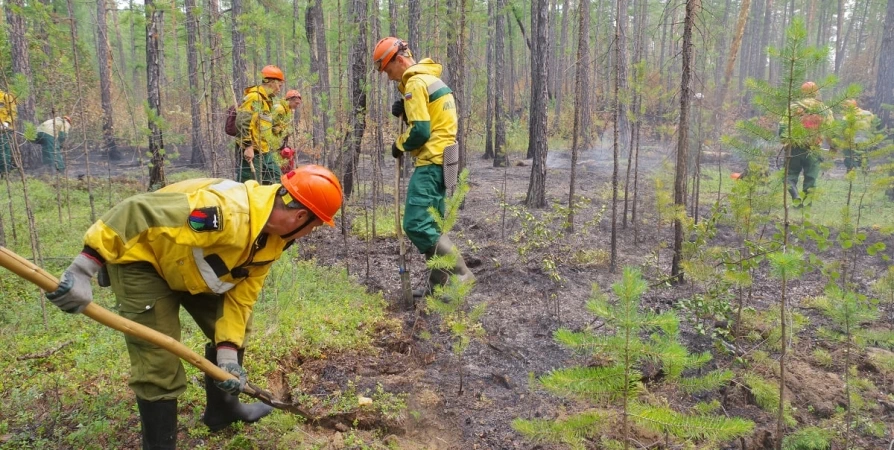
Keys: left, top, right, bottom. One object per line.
{"left": 188, "top": 207, "right": 222, "bottom": 232}
{"left": 404, "top": 92, "right": 413, "bottom": 100}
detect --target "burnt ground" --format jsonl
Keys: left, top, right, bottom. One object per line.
{"left": 37, "top": 142, "right": 894, "bottom": 449}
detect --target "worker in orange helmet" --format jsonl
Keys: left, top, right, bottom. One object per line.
{"left": 373, "top": 36, "right": 474, "bottom": 297}
{"left": 45, "top": 165, "right": 342, "bottom": 449}
{"left": 779, "top": 81, "right": 833, "bottom": 207}
{"left": 236, "top": 65, "right": 286, "bottom": 184}
{"left": 273, "top": 89, "right": 302, "bottom": 173}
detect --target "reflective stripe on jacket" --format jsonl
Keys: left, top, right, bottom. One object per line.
{"left": 83, "top": 178, "right": 288, "bottom": 347}
{"left": 396, "top": 58, "right": 457, "bottom": 167}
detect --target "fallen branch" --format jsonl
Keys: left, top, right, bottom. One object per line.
{"left": 17, "top": 340, "right": 73, "bottom": 361}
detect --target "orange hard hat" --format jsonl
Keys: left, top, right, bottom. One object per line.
{"left": 63, "top": 115, "right": 72, "bottom": 125}
{"left": 261, "top": 65, "right": 284, "bottom": 81}
{"left": 280, "top": 165, "right": 343, "bottom": 226}
{"left": 285, "top": 89, "right": 301, "bottom": 101}
{"left": 373, "top": 37, "right": 407, "bottom": 72}
{"left": 730, "top": 172, "right": 742, "bottom": 180}
{"left": 843, "top": 98, "right": 857, "bottom": 108}
{"left": 800, "top": 81, "right": 818, "bottom": 96}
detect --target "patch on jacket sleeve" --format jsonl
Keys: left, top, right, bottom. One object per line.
{"left": 404, "top": 92, "right": 413, "bottom": 100}
{"left": 188, "top": 207, "right": 222, "bottom": 232}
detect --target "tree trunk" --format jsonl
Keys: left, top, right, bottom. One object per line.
{"left": 671, "top": 0, "right": 698, "bottom": 283}
{"left": 231, "top": 0, "right": 248, "bottom": 97}
{"left": 95, "top": 0, "right": 121, "bottom": 161}
{"left": 567, "top": 0, "right": 590, "bottom": 232}
{"left": 525, "top": 0, "right": 549, "bottom": 208}
{"left": 339, "top": 0, "right": 368, "bottom": 198}
{"left": 185, "top": 0, "right": 205, "bottom": 167}
{"left": 5, "top": 0, "right": 35, "bottom": 126}
{"left": 147, "top": 0, "right": 167, "bottom": 188}
{"left": 408, "top": 0, "right": 421, "bottom": 55}
{"left": 306, "top": 0, "right": 331, "bottom": 153}
{"left": 494, "top": 0, "right": 508, "bottom": 168}
{"left": 484, "top": 0, "right": 495, "bottom": 160}
{"left": 834, "top": 0, "right": 845, "bottom": 74}
{"left": 876, "top": 0, "right": 894, "bottom": 129}
{"left": 553, "top": 0, "right": 570, "bottom": 124}
{"left": 207, "top": 0, "right": 226, "bottom": 177}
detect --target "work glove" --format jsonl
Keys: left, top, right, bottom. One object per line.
{"left": 45, "top": 253, "right": 102, "bottom": 313}
{"left": 391, "top": 100, "right": 408, "bottom": 124}
{"left": 391, "top": 142, "right": 402, "bottom": 159}
{"left": 279, "top": 146, "right": 295, "bottom": 160}
{"left": 214, "top": 344, "right": 246, "bottom": 396}
{"left": 390, "top": 100, "right": 405, "bottom": 118}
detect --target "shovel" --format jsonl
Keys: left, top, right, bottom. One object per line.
{"left": 0, "top": 246, "right": 312, "bottom": 418}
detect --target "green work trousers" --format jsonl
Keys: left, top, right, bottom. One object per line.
{"left": 108, "top": 262, "right": 254, "bottom": 401}
{"left": 786, "top": 146, "right": 821, "bottom": 201}
{"left": 36, "top": 131, "right": 65, "bottom": 171}
{"left": 0, "top": 130, "right": 13, "bottom": 174}
{"left": 404, "top": 164, "right": 445, "bottom": 254}
{"left": 237, "top": 147, "right": 281, "bottom": 185}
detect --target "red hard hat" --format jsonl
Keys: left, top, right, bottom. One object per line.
{"left": 261, "top": 65, "right": 284, "bottom": 81}
{"left": 373, "top": 37, "right": 407, "bottom": 72}
{"left": 63, "top": 115, "right": 72, "bottom": 125}
{"left": 280, "top": 165, "right": 343, "bottom": 226}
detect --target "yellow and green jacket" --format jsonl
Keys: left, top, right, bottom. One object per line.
{"left": 271, "top": 99, "right": 293, "bottom": 150}
{"left": 0, "top": 90, "right": 17, "bottom": 130}
{"left": 395, "top": 58, "right": 457, "bottom": 167}
{"left": 236, "top": 85, "right": 276, "bottom": 154}
{"left": 81, "top": 178, "right": 289, "bottom": 347}
{"left": 781, "top": 97, "right": 833, "bottom": 148}
{"left": 36, "top": 117, "right": 71, "bottom": 138}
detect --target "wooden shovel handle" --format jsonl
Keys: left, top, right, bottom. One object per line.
{"left": 0, "top": 246, "right": 270, "bottom": 400}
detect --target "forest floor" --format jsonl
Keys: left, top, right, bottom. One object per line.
{"left": 9, "top": 140, "right": 894, "bottom": 449}
{"left": 262, "top": 144, "right": 892, "bottom": 449}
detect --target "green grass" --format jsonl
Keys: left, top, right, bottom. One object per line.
{"left": 698, "top": 166, "right": 894, "bottom": 230}
{"left": 350, "top": 205, "right": 400, "bottom": 240}
{"left": 0, "top": 176, "right": 397, "bottom": 448}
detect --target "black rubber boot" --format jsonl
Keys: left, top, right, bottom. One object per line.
{"left": 136, "top": 398, "right": 177, "bottom": 450}
{"left": 202, "top": 344, "right": 274, "bottom": 432}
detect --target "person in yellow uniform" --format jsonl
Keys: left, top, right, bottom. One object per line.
{"left": 0, "top": 89, "right": 18, "bottom": 175}
{"left": 781, "top": 81, "right": 833, "bottom": 206}
{"left": 837, "top": 99, "right": 876, "bottom": 172}
{"left": 373, "top": 36, "right": 474, "bottom": 296}
{"left": 35, "top": 116, "right": 72, "bottom": 172}
{"left": 272, "top": 89, "right": 302, "bottom": 173}
{"left": 236, "top": 65, "right": 285, "bottom": 184}
{"left": 45, "top": 165, "right": 343, "bottom": 449}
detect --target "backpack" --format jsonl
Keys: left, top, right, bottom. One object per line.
{"left": 224, "top": 105, "right": 238, "bottom": 137}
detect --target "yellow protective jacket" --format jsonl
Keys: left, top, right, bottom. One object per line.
{"left": 395, "top": 58, "right": 457, "bottom": 167}
{"left": 271, "top": 100, "right": 293, "bottom": 149}
{"left": 236, "top": 85, "right": 276, "bottom": 154}
{"left": 0, "top": 90, "right": 17, "bottom": 130}
{"left": 36, "top": 117, "right": 71, "bottom": 138}
{"left": 82, "top": 178, "right": 289, "bottom": 347}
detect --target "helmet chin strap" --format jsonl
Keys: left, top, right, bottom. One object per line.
{"left": 280, "top": 213, "right": 317, "bottom": 240}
